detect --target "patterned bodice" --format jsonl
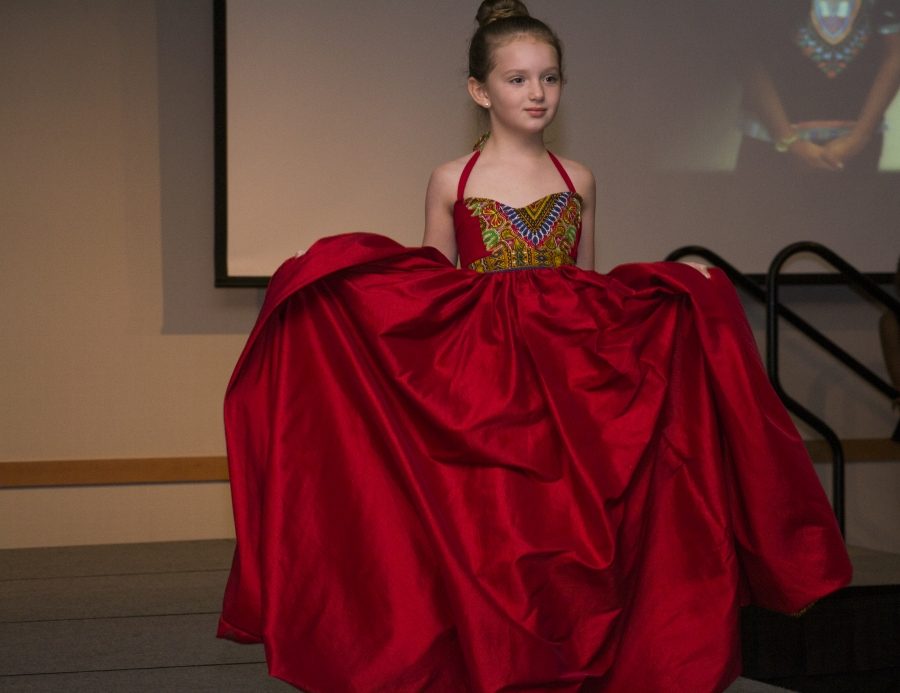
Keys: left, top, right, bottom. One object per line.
{"left": 453, "top": 151, "right": 582, "bottom": 272}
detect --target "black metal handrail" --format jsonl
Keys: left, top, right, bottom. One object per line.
{"left": 767, "top": 242, "right": 900, "bottom": 535}
{"left": 667, "top": 246, "right": 900, "bottom": 402}
{"left": 666, "top": 243, "right": 900, "bottom": 537}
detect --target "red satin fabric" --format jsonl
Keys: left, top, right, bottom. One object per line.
{"left": 218, "top": 233, "right": 851, "bottom": 692}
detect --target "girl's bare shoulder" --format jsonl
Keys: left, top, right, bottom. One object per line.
{"left": 427, "top": 153, "right": 475, "bottom": 205}
{"left": 553, "top": 155, "right": 595, "bottom": 197}
{"left": 430, "top": 154, "right": 473, "bottom": 186}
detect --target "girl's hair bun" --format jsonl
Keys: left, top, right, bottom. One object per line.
{"left": 468, "top": 0, "right": 561, "bottom": 83}
{"left": 476, "top": 0, "right": 530, "bottom": 28}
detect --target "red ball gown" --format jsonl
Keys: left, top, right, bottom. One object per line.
{"left": 218, "top": 151, "right": 851, "bottom": 692}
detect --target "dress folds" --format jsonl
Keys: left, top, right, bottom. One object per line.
{"left": 218, "top": 232, "right": 851, "bottom": 692}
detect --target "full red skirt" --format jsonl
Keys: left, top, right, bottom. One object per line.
{"left": 218, "top": 233, "right": 851, "bottom": 692}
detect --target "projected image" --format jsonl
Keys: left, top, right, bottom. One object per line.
{"left": 630, "top": 0, "right": 900, "bottom": 277}
{"left": 733, "top": 0, "right": 900, "bottom": 176}
{"left": 654, "top": 0, "right": 900, "bottom": 174}
{"left": 217, "top": 0, "right": 899, "bottom": 281}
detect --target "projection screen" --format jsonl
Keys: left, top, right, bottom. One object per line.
{"left": 216, "top": 0, "right": 900, "bottom": 286}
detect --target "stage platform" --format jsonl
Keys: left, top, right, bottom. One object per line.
{"left": 742, "top": 545, "right": 900, "bottom": 692}
{"left": 1, "top": 541, "right": 896, "bottom": 692}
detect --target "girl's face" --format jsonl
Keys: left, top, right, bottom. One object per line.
{"left": 471, "top": 37, "right": 562, "bottom": 137}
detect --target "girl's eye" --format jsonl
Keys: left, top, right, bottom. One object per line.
{"left": 544, "top": 74, "right": 560, "bottom": 84}
{"left": 510, "top": 76, "right": 524, "bottom": 84}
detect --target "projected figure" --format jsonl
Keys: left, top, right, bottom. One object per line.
{"left": 218, "top": 2, "right": 851, "bottom": 691}
{"left": 734, "top": 0, "right": 900, "bottom": 175}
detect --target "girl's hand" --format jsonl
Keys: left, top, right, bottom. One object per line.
{"left": 822, "top": 134, "right": 868, "bottom": 170}
{"left": 680, "top": 261, "right": 711, "bottom": 279}
{"left": 788, "top": 140, "right": 844, "bottom": 172}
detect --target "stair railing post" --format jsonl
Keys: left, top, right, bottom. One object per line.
{"left": 767, "top": 243, "right": 846, "bottom": 536}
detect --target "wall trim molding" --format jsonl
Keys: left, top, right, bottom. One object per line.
{"left": 0, "top": 439, "right": 897, "bottom": 489}
{"left": 805, "top": 438, "right": 900, "bottom": 464}
{"left": 0, "top": 457, "right": 228, "bottom": 488}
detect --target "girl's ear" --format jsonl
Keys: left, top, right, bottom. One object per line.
{"left": 467, "top": 77, "right": 491, "bottom": 109}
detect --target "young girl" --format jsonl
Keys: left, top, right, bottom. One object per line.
{"left": 219, "top": 2, "right": 851, "bottom": 691}
{"left": 423, "top": 2, "right": 596, "bottom": 272}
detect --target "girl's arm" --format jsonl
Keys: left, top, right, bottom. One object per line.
{"left": 824, "top": 33, "right": 900, "bottom": 166}
{"left": 422, "top": 164, "right": 459, "bottom": 265}
{"left": 737, "top": 58, "right": 842, "bottom": 172}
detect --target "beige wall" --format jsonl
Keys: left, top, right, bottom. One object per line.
{"left": 0, "top": 0, "right": 257, "bottom": 547}
{"left": 0, "top": 1, "right": 896, "bottom": 550}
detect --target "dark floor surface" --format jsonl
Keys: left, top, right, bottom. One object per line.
{"left": 3, "top": 540, "right": 896, "bottom": 692}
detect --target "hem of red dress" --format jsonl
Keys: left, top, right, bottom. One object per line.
{"left": 216, "top": 615, "right": 262, "bottom": 644}
{"left": 746, "top": 572, "right": 851, "bottom": 617}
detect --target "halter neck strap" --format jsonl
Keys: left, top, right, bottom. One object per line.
{"left": 456, "top": 151, "right": 481, "bottom": 201}
{"left": 547, "top": 152, "right": 576, "bottom": 193}
{"left": 456, "top": 149, "right": 576, "bottom": 201}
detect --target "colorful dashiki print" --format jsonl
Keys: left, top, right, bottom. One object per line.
{"left": 795, "top": 0, "right": 870, "bottom": 78}
{"left": 464, "top": 192, "right": 580, "bottom": 272}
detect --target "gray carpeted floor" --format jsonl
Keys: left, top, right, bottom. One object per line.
{"left": 3, "top": 540, "right": 894, "bottom": 692}
{"left": 0, "top": 539, "right": 289, "bottom": 692}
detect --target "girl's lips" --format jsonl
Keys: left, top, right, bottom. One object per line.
{"left": 525, "top": 108, "right": 547, "bottom": 115}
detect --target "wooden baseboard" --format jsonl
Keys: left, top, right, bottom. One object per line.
{"left": 806, "top": 438, "right": 900, "bottom": 464}
{"left": 0, "top": 456, "right": 228, "bottom": 488}
{"left": 0, "top": 439, "right": 897, "bottom": 489}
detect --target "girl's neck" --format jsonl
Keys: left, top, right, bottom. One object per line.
{"left": 480, "top": 128, "right": 547, "bottom": 160}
